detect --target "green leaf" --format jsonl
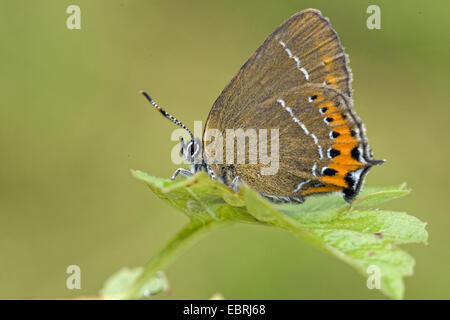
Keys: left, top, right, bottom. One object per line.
{"left": 100, "top": 267, "right": 169, "bottom": 299}
{"left": 132, "top": 170, "right": 253, "bottom": 223}
{"left": 124, "top": 170, "right": 428, "bottom": 300}
{"left": 243, "top": 187, "right": 427, "bottom": 299}
{"left": 351, "top": 183, "right": 410, "bottom": 210}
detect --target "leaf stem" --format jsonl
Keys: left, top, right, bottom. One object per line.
{"left": 119, "top": 218, "right": 228, "bottom": 299}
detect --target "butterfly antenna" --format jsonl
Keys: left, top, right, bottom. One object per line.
{"left": 140, "top": 90, "right": 194, "bottom": 140}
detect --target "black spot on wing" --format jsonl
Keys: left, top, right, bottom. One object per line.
{"left": 351, "top": 147, "right": 360, "bottom": 160}
{"left": 328, "top": 148, "right": 340, "bottom": 158}
{"left": 322, "top": 168, "right": 337, "bottom": 176}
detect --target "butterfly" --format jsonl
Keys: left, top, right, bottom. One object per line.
{"left": 141, "top": 9, "right": 383, "bottom": 203}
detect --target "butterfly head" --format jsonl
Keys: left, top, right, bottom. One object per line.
{"left": 140, "top": 90, "right": 204, "bottom": 170}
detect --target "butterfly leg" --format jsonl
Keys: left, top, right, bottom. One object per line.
{"left": 171, "top": 168, "right": 193, "bottom": 180}
{"left": 229, "top": 176, "right": 244, "bottom": 192}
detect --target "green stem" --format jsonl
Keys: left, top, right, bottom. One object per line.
{"left": 120, "top": 218, "right": 228, "bottom": 299}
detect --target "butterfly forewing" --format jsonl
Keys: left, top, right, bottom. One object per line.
{"left": 205, "top": 9, "right": 352, "bottom": 132}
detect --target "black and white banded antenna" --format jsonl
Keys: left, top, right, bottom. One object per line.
{"left": 140, "top": 90, "right": 194, "bottom": 141}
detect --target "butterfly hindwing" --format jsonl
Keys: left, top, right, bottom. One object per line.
{"left": 205, "top": 84, "right": 376, "bottom": 201}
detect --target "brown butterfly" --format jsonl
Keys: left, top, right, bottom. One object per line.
{"left": 141, "top": 9, "right": 383, "bottom": 203}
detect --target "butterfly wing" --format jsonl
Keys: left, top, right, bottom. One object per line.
{"left": 205, "top": 9, "right": 352, "bottom": 132}
{"left": 203, "top": 9, "right": 381, "bottom": 202}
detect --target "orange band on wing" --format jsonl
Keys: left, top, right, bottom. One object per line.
{"left": 331, "top": 125, "right": 356, "bottom": 143}
{"left": 319, "top": 103, "right": 339, "bottom": 115}
{"left": 327, "top": 162, "right": 360, "bottom": 174}
{"left": 301, "top": 184, "right": 343, "bottom": 195}
{"left": 327, "top": 113, "right": 346, "bottom": 126}
{"left": 325, "top": 75, "right": 337, "bottom": 87}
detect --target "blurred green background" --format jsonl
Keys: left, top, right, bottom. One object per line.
{"left": 1, "top": 0, "right": 449, "bottom": 299}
